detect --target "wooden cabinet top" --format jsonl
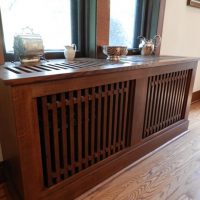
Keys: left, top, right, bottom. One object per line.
{"left": 0, "top": 55, "right": 198, "bottom": 86}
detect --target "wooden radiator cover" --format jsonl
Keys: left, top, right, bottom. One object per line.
{"left": 0, "top": 57, "right": 197, "bottom": 200}
{"left": 35, "top": 69, "right": 192, "bottom": 189}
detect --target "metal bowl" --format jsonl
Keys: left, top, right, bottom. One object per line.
{"left": 102, "top": 46, "right": 128, "bottom": 61}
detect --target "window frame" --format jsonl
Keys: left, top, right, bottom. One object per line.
{"left": 0, "top": 0, "right": 166, "bottom": 63}
{"left": 0, "top": 10, "right": 4, "bottom": 64}
{"left": 95, "top": 0, "right": 166, "bottom": 57}
{"left": 0, "top": 0, "right": 87, "bottom": 62}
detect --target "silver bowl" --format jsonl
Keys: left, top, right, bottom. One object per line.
{"left": 102, "top": 46, "right": 128, "bottom": 61}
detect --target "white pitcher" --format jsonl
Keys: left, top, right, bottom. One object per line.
{"left": 64, "top": 44, "right": 76, "bottom": 61}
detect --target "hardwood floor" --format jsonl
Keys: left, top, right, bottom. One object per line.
{"left": 76, "top": 102, "right": 200, "bottom": 200}
{"left": 1, "top": 102, "right": 200, "bottom": 200}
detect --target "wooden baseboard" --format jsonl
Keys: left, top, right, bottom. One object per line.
{"left": 192, "top": 90, "right": 200, "bottom": 103}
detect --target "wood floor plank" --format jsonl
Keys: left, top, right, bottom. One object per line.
{"left": 76, "top": 102, "right": 200, "bottom": 200}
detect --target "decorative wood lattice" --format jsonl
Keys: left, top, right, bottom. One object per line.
{"left": 143, "top": 69, "right": 192, "bottom": 138}
{"left": 4, "top": 60, "right": 116, "bottom": 74}
{"left": 37, "top": 80, "right": 135, "bottom": 187}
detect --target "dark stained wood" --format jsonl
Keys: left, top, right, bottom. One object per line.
{"left": 184, "top": 63, "right": 197, "bottom": 120}
{"left": 0, "top": 56, "right": 198, "bottom": 200}
{"left": 96, "top": 0, "right": 110, "bottom": 58}
{"left": 3, "top": 103, "right": 200, "bottom": 200}
{"left": 103, "top": 85, "right": 108, "bottom": 159}
{"left": 69, "top": 91, "right": 75, "bottom": 175}
{"left": 192, "top": 90, "right": 200, "bottom": 103}
{"left": 132, "top": 78, "right": 148, "bottom": 145}
{"left": 97, "top": 86, "right": 102, "bottom": 161}
{"left": 84, "top": 89, "right": 89, "bottom": 168}
{"left": 113, "top": 83, "right": 119, "bottom": 153}
{"left": 91, "top": 87, "right": 95, "bottom": 164}
{"left": 0, "top": 56, "right": 198, "bottom": 86}
{"left": 0, "top": 82, "right": 22, "bottom": 197}
{"left": 117, "top": 82, "right": 124, "bottom": 151}
{"left": 77, "top": 90, "right": 83, "bottom": 170}
{"left": 61, "top": 93, "right": 68, "bottom": 178}
{"left": 187, "top": 0, "right": 200, "bottom": 8}
{"left": 108, "top": 84, "right": 114, "bottom": 156}
{"left": 122, "top": 81, "right": 129, "bottom": 149}
{"left": 0, "top": 183, "right": 10, "bottom": 200}
{"left": 52, "top": 95, "right": 61, "bottom": 183}
{"left": 42, "top": 97, "right": 53, "bottom": 186}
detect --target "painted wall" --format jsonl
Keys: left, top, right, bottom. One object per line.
{"left": 160, "top": 0, "right": 200, "bottom": 92}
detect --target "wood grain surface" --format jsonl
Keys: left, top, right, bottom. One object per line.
{"left": 0, "top": 57, "right": 197, "bottom": 200}
{"left": 0, "top": 184, "right": 10, "bottom": 200}
{"left": 0, "top": 56, "right": 198, "bottom": 86}
{"left": 76, "top": 101, "right": 200, "bottom": 200}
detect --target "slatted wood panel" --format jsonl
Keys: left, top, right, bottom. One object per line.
{"left": 3, "top": 60, "right": 118, "bottom": 75}
{"left": 143, "top": 69, "right": 192, "bottom": 138}
{"left": 37, "top": 80, "right": 135, "bottom": 187}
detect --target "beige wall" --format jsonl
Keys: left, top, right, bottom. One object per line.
{"left": 160, "top": 0, "right": 200, "bottom": 92}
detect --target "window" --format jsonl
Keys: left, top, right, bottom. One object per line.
{"left": 1, "top": 0, "right": 72, "bottom": 52}
{"left": 0, "top": 0, "right": 166, "bottom": 62}
{"left": 109, "top": 0, "right": 137, "bottom": 48}
{"left": 109, "top": 0, "right": 161, "bottom": 52}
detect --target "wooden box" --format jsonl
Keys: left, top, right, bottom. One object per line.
{"left": 0, "top": 56, "right": 198, "bottom": 200}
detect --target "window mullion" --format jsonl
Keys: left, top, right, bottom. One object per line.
{"left": 0, "top": 10, "right": 5, "bottom": 64}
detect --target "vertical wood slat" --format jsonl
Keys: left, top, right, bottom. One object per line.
{"left": 52, "top": 95, "right": 61, "bottom": 182}
{"left": 180, "top": 71, "right": 187, "bottom": 117}
{"left": 155, "top": 74, "right": 165, "bottom": 132}
{"left": 113, "top": 83, "right": 119, "bottom": 153}
{"left": 143, "top": 77, "right": 152, "bottom": 138}
{"left": 165, "top": 73, "right": 174, "bottom": 127}
{"left": 118, "top": 82, "right": 124, "bottom": 151}
{"left": 91, "top": 88, "right": 95, "bottom": 163}
{"left": 154, "top": 75, "right": 162, "bottom": 132}
{"left": 84, "top": 89, "right": 89, "bottom": 168}
{"left": 163, "top": 73, "right": 171, "bottom": 128}
{"left": 174, "top": 71, "right": 184, "bottom": 121}
{"left": 178, "top": 71, "right": 189, "bottom": 118}
{"left": 160, "top": 73, "right": 169, "bottom": 130}
{"left": 168, "top": 73, "right": 176, "bottom": 125}
{"left": 61, "top": 93, "right": 68, "bottom": 178}
{"left": 147, "top": 76, "right": 155, "bottom": 137}
{"left": 77, "top": 90, "right": 82, "bottom": 170}
{"left": 97, "top": 86, "right": 102, "bottom": 161}
{"left": 175, "top": 71, "right": 184, "bottom": 120}
{"left": 171, "top": 72, "right": 180, "bottom": 124}
{"left": 182, "top": 70, "right": 192, "bottom": 118}
{"left": 122, "top": 81, "right": 129, "bottom": 148}
{"left": 108, "top": 84, "right": 114, "bottom": 156}
{"left": 69, "top": 92, "right": 75, "bottom": 175}
{"left": 131, "top": 78, "right": 148, "bottom": 145}
{"left": 42, "top": 97, "right": 53, "bottom": 186}
{"left": 150, "top": 76, "right": 159, "bottom": 134}
{"left": 126, "top": 80, "right": 135, "bottom": 146}
{"left": 103, "top": 85, "right": 108, "bottom": 158}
